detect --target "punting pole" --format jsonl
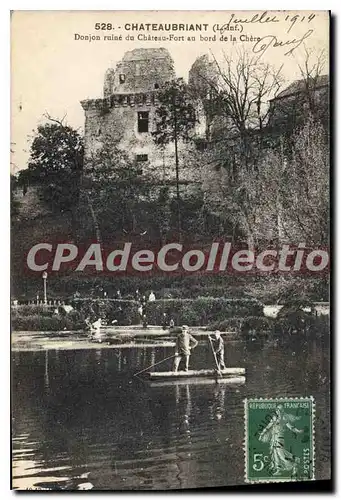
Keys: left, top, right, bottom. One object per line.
{"left": 208, "top": 335, "right": 222, "bottom": 378}
{"left": 133, "top": 354, "right": 177, "bottom": 377}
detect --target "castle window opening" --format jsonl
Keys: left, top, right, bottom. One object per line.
{"left": 119, "top": 74, "right": 126, "bottom": 84}
{"left": 136, "top": 154, "right": 148, "bottom": 162}
{"left": 154, "top": 83, "right": 159, "bottom": 89}
{"left": 138, "top": 111, "right": 149, "bottom": 133}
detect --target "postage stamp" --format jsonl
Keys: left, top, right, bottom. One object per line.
{"left": 244, "top": 397, "right": 315, "bottom": 483}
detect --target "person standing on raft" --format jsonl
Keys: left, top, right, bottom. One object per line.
{"left": 173, "top": 325, "right": 198, "bottom": 372}
{"left": 209, "top": 330, "right": 226, "bottom": 370}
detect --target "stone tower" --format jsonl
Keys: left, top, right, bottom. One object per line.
{"left": 81, "top": 48, "right": 183, "bottom": 182}
{"left": 103, "top": 48, "right": 175, "bottom": 96}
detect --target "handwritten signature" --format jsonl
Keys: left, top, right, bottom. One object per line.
{"left": 252, "top": 29, "right": 314, "bottom": 59}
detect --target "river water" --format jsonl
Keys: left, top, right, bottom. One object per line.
{"left": 12, "top": 336, "right": 331, "bottom": 490}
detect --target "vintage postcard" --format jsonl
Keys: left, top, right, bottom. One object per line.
{"left": 11, "top": 11, "right": 330, "bottom": 490}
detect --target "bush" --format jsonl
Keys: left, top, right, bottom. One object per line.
{"left": 273, "top": 309, "right": 329, "bottom": 337}
{"left": 12, "top": 297, "right": 264, "bottom": 330}
{"left": 161, "top": 288, "right": 184, "bottom": 299}
{"left": 73, "top": 298, "right": 139, "bottom": 325}
{"left": 239, "top": 316, "right": 274, "bottom": 338}
{"left": 145, "top": 297, "right": 263, "bottom": 326}
{"left": 43, "top": 273, "right": 252, "bottom": 301}
{"left": 13, "top": 304, "right": 55, "bottom": 317}
{"left": 72, "top": 297, "right": 262, "bottom": 327}
{"left": 158, "top": 286, "right": 246, "bottom": 299}
{"left": 11, "top": 306, "right": 87, "bottom": 331}
{"left": 11, "top": 314, "right": 79, "bottom": 331}
{"left": 207, "top": 318, "right": 240, "bottom": 332}
{"left": 207, "top": 316, "right": 274, "bottom": 335}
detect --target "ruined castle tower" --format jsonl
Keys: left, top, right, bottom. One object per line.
{"left": 80, "top": 48, "right": 186, "bottom": 182}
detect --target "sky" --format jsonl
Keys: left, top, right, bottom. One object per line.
{"left": 11, "top": 10, "right": 329, "bottom": 173}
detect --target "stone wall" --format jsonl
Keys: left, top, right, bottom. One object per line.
{"left": 81, "top": 94, "right": 201, "bottom": 185}
{"left": 269, "top": 84, "right": 329, "bottom": 129}
{"left": 111, "top": 48, "right": 175, "bottom": 94}
{"left": 103, "top": 68, "right": 116, "bottom": 99}
{"left": 82, "top": 48, "right": 203, "bottom": 195}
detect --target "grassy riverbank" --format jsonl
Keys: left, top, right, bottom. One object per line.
{"left": 11, "top": 298, "right": 329, "bottom": 341}
{"left": 12, "top": 297, "right": 263, "bottom": 331}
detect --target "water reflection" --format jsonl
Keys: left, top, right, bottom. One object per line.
{"left": 44, "top": 350, "right": 49, "bottom": 393}
{"left": 176, "top": 383, "right": 192, "bottom": 440}
{"left": 212, "top": 385, "right": 226, "bottom": 421}
{"left": 12, "top": 338, "right": 330, "bottom": 490}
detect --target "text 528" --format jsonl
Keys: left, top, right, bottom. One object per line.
{"left": 95, "top": 23, "right": 114, "bottom": 30}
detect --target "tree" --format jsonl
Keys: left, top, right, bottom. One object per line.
{"left": 83, "top": 133, "right": 152, "bottom": 242}
{"left": 196, "top": 50, "right": 284, "bottom": 178}
{"left": 152, "top": 78, "right": 197, "bottom": 234}
{"left": 297, "top": 48, "right": 328, "bottom": 125}
{"left": 199, "top": 143, "right": 281, "bottom": 247}
{"left": 189, "top": 51, "right": 285, "bottom": 246}
{"left": 209, "top": 49, "right": 283, "bottom": 136}
{"left": 11, "top": 174, "right": 20, "bottom": 218}
{"left": 23, "top": 116, "right": 84, "bottom": 213}
{"left": 279, "top": 117, "right": 329, "bottom": 245}
{"left": 200, "top": 114, "right": 329, "bottom": 249}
